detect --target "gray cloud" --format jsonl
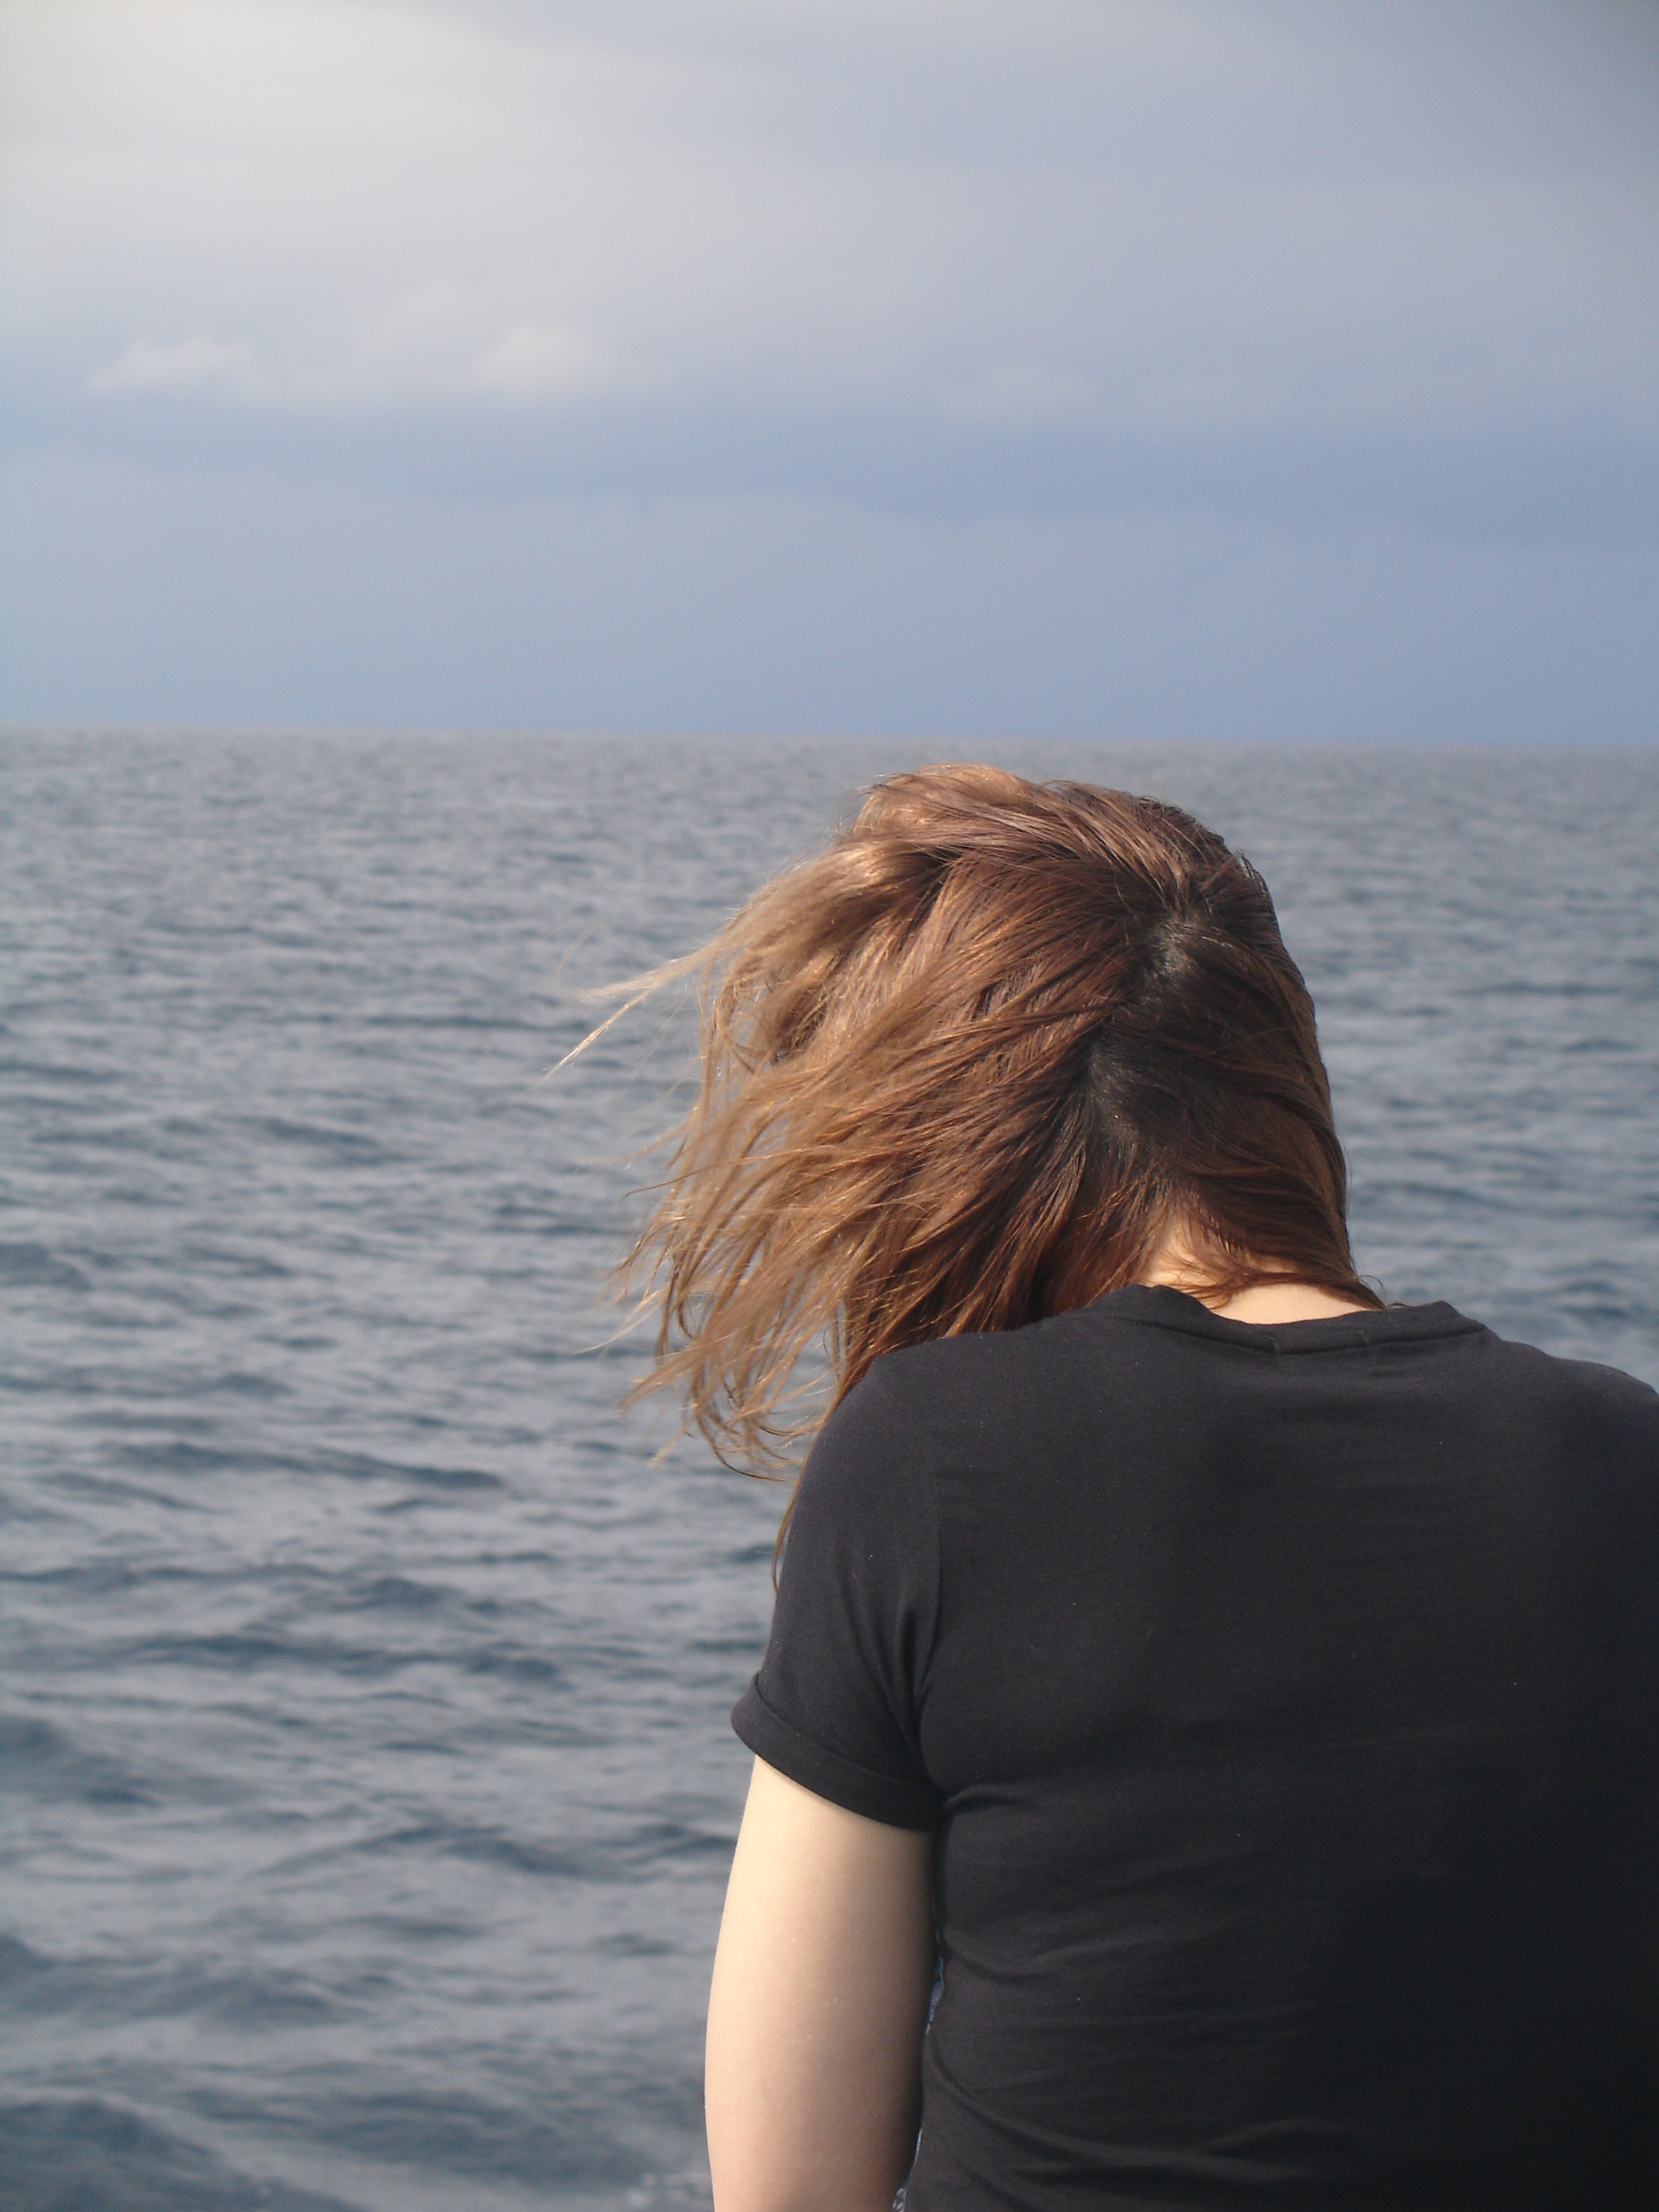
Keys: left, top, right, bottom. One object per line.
{"left": 2, "top": 0, "right": 1656, "bottom": 731}
{"left": 16, "top": 383, "right": 1656, "bottom": 546}
{"left": 6, "top": 438, "right": 1656, "bottom": 740}
{"left": 4, "top": 1, "right": 1656, "bottom": 467}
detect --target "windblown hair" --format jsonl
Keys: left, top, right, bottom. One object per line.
{"left": 613, "top": 765, "right": 1378, "bottom": 1487}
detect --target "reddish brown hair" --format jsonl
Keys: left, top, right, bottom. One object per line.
{"left": 612, "top": 765, "right": 1378, "bottom": 1483}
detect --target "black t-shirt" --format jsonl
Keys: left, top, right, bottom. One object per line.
{"left": 732, "top": 1287, "right": 1659, "bottom": 2209}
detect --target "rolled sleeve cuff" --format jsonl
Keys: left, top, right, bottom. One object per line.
{"left": 731, "top": 1681, "right": 940, "bottom": 1831}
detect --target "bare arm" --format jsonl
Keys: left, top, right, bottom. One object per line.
{"left": 706, "top": 1757, "right": 936, "bottom": 2212}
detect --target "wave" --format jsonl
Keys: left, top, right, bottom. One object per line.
{"left": 0, "top": 2098, "right": 364, "bottom": 2212}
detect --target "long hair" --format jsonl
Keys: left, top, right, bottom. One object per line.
{"left": 611, "top": 765, "right": 1378, "bottom": 1491}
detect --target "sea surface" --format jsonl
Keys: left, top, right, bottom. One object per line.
{"left": 3, "top": 731, "right": 1656, "bottom": 2211}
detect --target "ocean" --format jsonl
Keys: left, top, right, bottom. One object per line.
{"left": 3, "top": 730, "right": 1655, "bottom": 2210}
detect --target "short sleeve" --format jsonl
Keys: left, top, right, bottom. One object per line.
{"left": 731, "top": 1361, "right": 943, "bottom": 1830}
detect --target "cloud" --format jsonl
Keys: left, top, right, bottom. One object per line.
{"left": 470, "top": 322, "right": 614, "bottom": 402}
{"left": 941, "top": 365, "right": 1101, "bottom": 428}
{"left": 7, "top": 438, "right": 1658, "bottom": 739}
{"left": 3, "top": 0, "right": 1656, "bottom": 531}
{"left": 2, "top": 3, "right": 1656, "bottom": 731}
{"left": 84, "top": 334, "right": 259, "bottom": 399}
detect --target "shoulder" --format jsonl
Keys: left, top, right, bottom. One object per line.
{"left": 826, "top": 1317, "right": 1055, "bottom": 1451}
{"left": 859, "top": 1299, "right": 1142, "bottom": 1403}
{"left": 787, "top": 1359, "right": 944, "bottom": 1563}
{"left": 795, "top": 1320, "right": 1081, "bottom": 1519}
{"left": 1437, "top": 1328, "right": 1659, "bottom": 1568}
{"left": 1473, "top": 1329, "right": 1659, "bottom": 1434}
{"left": 810, "top": 1305, "right": 1166, "bottom": 1499}
{"left": 837, "top": 1296, "right": 1229, "bottom": 1445}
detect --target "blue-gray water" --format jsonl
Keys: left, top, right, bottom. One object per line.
{"left": 3, "top": 731, "right": 1656, "bottom": 2211}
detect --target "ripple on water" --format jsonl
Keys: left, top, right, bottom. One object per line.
{"left": 1, "top": 732, "right": 1654, "bottom": 2209}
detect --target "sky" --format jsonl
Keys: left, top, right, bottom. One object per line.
{"left": 1, "top": 0, "right": 1656, "bottom": 741}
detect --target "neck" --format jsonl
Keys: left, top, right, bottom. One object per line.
{"left": 1139, "top": 1223, "right": 1369, "bottom": 1325}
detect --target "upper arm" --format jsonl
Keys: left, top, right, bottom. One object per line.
{"left": 706, "top": 1756, "right": 935, "bottom": 2212}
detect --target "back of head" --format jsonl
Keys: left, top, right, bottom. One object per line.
{"left": 617, "top": 765, "right": 1377, "bottom": 1476}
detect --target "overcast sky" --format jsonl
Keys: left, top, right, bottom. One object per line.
{"left": 2, "top": 0, "right": 1655, "bottom": 739}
